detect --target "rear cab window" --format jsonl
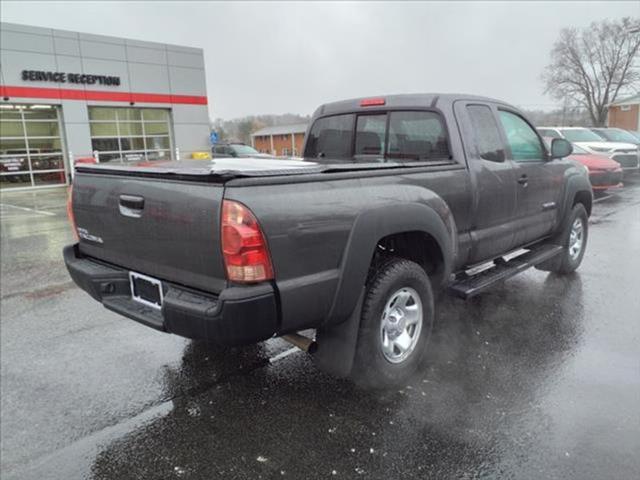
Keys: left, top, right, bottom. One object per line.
{"left": 355, "top": 115, "right": 386, "bottom": 156}
{"left": 303, "top": 114, "right": 355, "bottom": 161}
{"left": 304, "top": 110, "right": 451, "bottom": 163}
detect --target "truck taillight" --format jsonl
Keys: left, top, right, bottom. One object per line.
{"left": 66, "top": 184, "right": 78, "bottom": 241}
{"left": 221, "top": 200, "right": 274, "bottom": 283}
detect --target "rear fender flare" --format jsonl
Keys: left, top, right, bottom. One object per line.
{"left": 314, "top": 202, "right": 455, "bottom": 378}
{"left": 327, "top": 201, "right": 455, "bottom": 325}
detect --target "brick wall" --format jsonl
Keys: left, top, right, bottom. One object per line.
{"left": 293, "top": 133, "right": 305, "bottom": 156}
{"left": 253, "top": 135, "right": 271, "bottom": 153}
{"left": 252, "top": 132, "right": 307, "bottom": 156}
{"left": 608, "top": 105, "right": 639, "bottom": 131}
{"left": 270, "top": 134, "right": 287, "bottom": 155}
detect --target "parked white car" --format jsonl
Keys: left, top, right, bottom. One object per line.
{"left": 537, "top": 127, "right": 639, "bottom": 172}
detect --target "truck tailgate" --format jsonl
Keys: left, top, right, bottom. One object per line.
{"left": 72, "top": 173, "right": 226, "bottom": 294}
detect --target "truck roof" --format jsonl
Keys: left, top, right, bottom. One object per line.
{"left": 314, "top": 93, "right": 514, "bottom": 117}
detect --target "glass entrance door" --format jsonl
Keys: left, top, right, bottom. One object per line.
{"left": 0, "top": 104, "right": 67, "bottom": 190}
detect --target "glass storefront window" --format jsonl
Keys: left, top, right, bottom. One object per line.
{"left": 117, "top": 109, "right": 142, "bottom": 121}
{"left": 89, "top": 107, "right": 173, "bottom": 162}
{"left": 95, "top": 152, "right": 122, "bottom": 163}
{"left": 33, "top": 171, "right": 67, "bottom": 186}
{"left": 0, "top": 109, "right": 23, "bottom": 120}
{"left": 0, "top": 173, "right": 32, "bottom": 189}
{"left": 144, "top": 122, "right": 169, "bottom": 135}
{"left": 90, "top": 123, "right": 119, "bottom": 136}
{"left": 21, "top": 107, "right": 58, "bottom": 120}
{"left": 0, "top": 156, "right": 29, "bottom": 173}
{"left": 146, "top": 136, "right": 171, "bottom": 150}
{"left": 26, "top": 138, "right": 62, "bottom": 152}
{"left": 30, "top": 155, "right": 64, "bottom": 171}
{"left": 89, "top": 108, "right": 117, "bottom": 121}
{"left": 0, "top": 121, "right": 25, "bottom": 137}
{"left": 92, "top": 138, "right": 120, "bottom": 152}
{"left": 120, "top": 137, "right": 146, "bottom": 151}
{"left": 118, "top": 122, "right": 144, "bottom": 136}
{"left": 142, "top": 109, "right": 168, "bottom": 121}
{"left": 25, "top": 121, "right": 60, "bottom": 137}
{"left": 0, "top": 104, "right": 66, "bottom": 189}
{"left": 122, "top": 152, "right": 145, "bottom": 162}
{"left": 0, "top": 138, "right": 28, "bottom": 152}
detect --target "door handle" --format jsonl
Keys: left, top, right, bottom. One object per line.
{"left": 517, "top": 175, "right": 528, "bottom": 186}
{"left": 119, "top": 194, "right": 145, "bottom": 210}
{"left": 119, "top": 194, "right": 145, "bottom": 218}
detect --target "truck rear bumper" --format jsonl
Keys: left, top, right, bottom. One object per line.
{"left": 63, "top": 244, "right": 278, "bottom": 345}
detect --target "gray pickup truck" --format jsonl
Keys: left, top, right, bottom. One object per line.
{"left": 64, "top": 94, "right": 592, "bottom": 388}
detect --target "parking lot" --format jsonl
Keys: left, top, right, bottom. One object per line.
{"left": 1, "top": 182, "right": 639, "bottom": 479}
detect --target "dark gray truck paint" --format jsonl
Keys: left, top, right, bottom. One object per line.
{"left": 74, "top": 175, "right": 227, "bottom": 293}
{"left": 66, "top": 94, "right": 592, "bottom": 365}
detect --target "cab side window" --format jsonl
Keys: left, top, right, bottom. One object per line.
{"left": 498, "top": 110, "right": 544, "bottom": 162}
{"left": 466, "top": 105, "right": 505, "bottom": 162}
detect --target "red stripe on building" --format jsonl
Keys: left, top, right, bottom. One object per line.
{"left": 0, "top": 85, "right": 207, "bottom": 105}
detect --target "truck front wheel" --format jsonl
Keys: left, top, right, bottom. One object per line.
{"left": 537, "top": 203, "right": 589, "bottom": 274}
{"left": 351, "top": 258, "right": 434, "bottom": 389}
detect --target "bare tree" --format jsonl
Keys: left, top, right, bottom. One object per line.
{"left": 522, "top": 106, "right": 592, "bottom": 127}
{"left": 210, "top": 114, "right": 310, "bottom": 144}
{"left": 543, "top": 17, "right": 640, "bottom": 126}
{"left": 236, "top": 119, "right": 256, "bottom": 145}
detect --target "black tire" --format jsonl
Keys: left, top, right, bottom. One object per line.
{"left": 351, "top": 258, "right": 434, "bottom": 389}
{"left": 537, "top": 203, "right": 589, "bottom": 274}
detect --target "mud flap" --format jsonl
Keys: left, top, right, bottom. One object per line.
{"left": 535, "top": 251, "right": 563, "bottom": 272}
{"left": 312, "top": 289, "right": 364, "bottom": 378}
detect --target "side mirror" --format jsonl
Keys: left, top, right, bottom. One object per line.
{"left": 230, "top": 150, "right": 238, "bottom": 158}
{"left": 481, "top": 150, "right": 505, "bottom": 162}
{"left": 550, "top": 138, "right": 573, "bottom": 159}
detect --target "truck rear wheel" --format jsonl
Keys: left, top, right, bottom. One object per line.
{"left": 351, "top": 258, "right": 433, "bottom": 389}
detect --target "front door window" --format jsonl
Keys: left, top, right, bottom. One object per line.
{"left": 498, "top": 110, "right": 544, "bottom": 162}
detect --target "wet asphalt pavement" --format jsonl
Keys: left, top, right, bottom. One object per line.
{"left": 1, "top": 182, "right": 639, "bottom": 480}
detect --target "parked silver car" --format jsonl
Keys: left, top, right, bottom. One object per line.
{"left": 211, "top": 143, "right": 274, "bottom": 159}
{"left": 537, "top": 127, "right": 639, "bottom": 172}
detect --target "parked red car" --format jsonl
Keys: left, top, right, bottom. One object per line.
{"left": 569, "top": 144, "right": 623, "bottom": 192}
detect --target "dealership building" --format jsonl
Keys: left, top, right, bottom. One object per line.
{"left": 0, "top": 22, "right": 211, "bottom": 191}
{"left": 607, "top": 93, "right": 640, "bottom": 132}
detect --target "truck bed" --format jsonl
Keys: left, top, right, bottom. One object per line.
{"left": 71, "top": 156, "right": 459, "bottom": 301}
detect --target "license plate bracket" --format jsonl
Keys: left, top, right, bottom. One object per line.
{"left": 129, "top": 272, "right": 163, "bottom": 310}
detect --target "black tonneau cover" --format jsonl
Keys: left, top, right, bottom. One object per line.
{"left": 75, "top": 157, "right": 456, "bottom": 181}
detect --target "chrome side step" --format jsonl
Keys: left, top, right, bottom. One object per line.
{"left": 449, "top": 244, "right": 563, "bottom": 299}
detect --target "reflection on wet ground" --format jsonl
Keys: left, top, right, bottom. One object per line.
{"left": 1, "top": 182, "right": 639, "bottom": 479}
{"left": 86, "top": 274, "right": 587, "bottom": 480}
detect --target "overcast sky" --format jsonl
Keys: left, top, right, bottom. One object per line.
{"left": 2, "top": 1, "right": 638, "bottom": 119}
